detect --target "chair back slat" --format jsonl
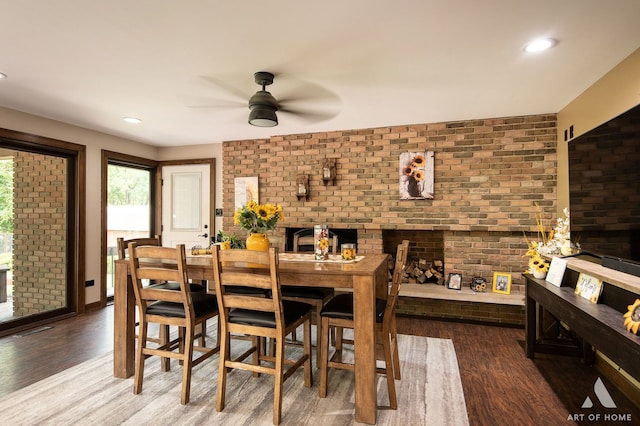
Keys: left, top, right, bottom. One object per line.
{"left": 139, "top": 287, "right": 184, "bottom": 303}
{"left": 223, "top": 294, "right": 276, "bottom": 312}
{"left": 212, "top": 247, "right": 284, "bottom": 333}
{"left": 220, "top": 271, "right": 273, "bottom": 290}
{"left": 117, "top": 235, "right": 161, "bottom": 259}
{"left": 384, "top": 240, "right": 410, "bottom": 324}
{"left": 218, "top": 248, "right": 272, "bottom": 264}
{"left": 135, "top": 267, "right": 180, "bottom": 282}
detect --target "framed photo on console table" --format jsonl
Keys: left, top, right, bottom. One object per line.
{"left": 492, "top": 272, "right": 511, "bottom": 294}
{"left": 447, "top": 273, "right": 462, "bottom": 290}
{"left": 575, "top": 272, "right": 603, "bottom": 303}
{"left": 545, "top": 257, "right": 567, "bottom": 287}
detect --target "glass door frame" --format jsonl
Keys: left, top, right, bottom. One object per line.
{"left": 100, "top": 150, "right": 160, "bottom": 307}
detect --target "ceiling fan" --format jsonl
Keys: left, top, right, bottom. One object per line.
{"left": 196, "top": 71, "right": 340, "bottom": 128}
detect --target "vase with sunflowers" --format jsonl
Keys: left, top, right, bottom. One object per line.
{"left": 314, "top": 224, "right": 330, "bottom": 260}
{"left": 233, "top": 201, "right": 284, "bottom": 251}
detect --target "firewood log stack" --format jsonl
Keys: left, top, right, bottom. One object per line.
{"left": 403, "top": 258, "right": 444, "bottom": 285}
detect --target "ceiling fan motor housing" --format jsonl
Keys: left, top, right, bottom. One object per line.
{"left": 249, "top": 71, "right": 278, "bottom": 111}
{"left": 248, "top": 90, "right": 278, "bottom": 112}
{"left": 248, "top": 71, "right": 279, "bottom": 127}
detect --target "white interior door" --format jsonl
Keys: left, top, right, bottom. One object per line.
{"left": 161, "top": 164, "right": 211, "bottom": 252}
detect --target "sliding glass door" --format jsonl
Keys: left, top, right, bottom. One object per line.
{"left": 0, "top": 131, "right": 82, "bottom": 336}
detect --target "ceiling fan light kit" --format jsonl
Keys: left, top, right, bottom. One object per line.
{"left": 248, "top": 71, "right": 279, "bottom": 127}
{"left": 248, "top": 107, "right": 278, "bottom": 127}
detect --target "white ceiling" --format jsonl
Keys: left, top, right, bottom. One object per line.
{"left": 1, "top": 1, "right": 639, "bottom": 147}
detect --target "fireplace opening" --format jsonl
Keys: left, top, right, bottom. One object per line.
{"left": 285, "top": 227, "right": 358, "bottom": 252}
{"left": 383, "top": 230, "right": 445, "bottom": 283}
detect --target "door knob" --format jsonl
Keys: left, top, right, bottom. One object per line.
{"left": 198, "top": 233, "right": 208, "bottom": 238}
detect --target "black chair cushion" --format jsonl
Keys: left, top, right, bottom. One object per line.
{"left": 319, "top": 293, "right": 386, "bottom": 323}
{"left": 148, "top": 281, "right": 206, "bottom": 292}
{"left": 146, "top": 292, "right": 218, "bottom": 318}
{"left": 228, "top": 300, "right": 313, "bottom": 328}
{"left": 280, "top": 286, "right": 333, "bottom": 300}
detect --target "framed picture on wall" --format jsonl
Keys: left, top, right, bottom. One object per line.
{"left": 234, "top": 176, "right": 259, "bottom": 208}
{"left": 492, "top": 272, "right": 511, "bottom": 294}
{"left": 399, "top": 151, "right": 435, "bottom": 200}
{"left": 447, "top": 273, "right": 462, "bottom": 290}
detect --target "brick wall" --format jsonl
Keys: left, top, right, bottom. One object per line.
{"left": 222, "top": 114, "right": 557, "bottom": 293}
{"left": 12, "top": 152, "right": 67, "bottom": 316}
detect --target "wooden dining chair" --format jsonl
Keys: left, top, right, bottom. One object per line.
{"left": 118, "top": 236, "right": 209, "bottom": 351}
{"left": 318, "top": 239, "right": 410, "bottom": 409}
{"left": 129, "top": 242, "right": 220, "bottom": 404}
{"left": 211, "top": 246, "right": 313, "bottom": 425}
{"left": 282, "top": 228, "right": 339, "bottom": 366}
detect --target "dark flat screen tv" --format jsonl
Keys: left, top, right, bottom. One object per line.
{"left": 568, "top": 103, "right": 640, "bottom": 263}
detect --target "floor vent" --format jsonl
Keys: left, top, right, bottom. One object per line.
{"left": 14, "top": 326, "right": 54, "bottom": 337}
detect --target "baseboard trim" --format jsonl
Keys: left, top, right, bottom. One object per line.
{"left": 84, "top": 301, "right": 102, "bottom": 311}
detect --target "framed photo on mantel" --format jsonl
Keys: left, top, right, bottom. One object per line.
{"left": 447, "top": 273, "right": 462, "bottom": 290}
{"left": 492, "top": 272, "right": 511, "bottom": 295}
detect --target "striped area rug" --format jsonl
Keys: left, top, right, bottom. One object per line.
{"left": 0, "top": 329, "right": 469, "bottom": 425}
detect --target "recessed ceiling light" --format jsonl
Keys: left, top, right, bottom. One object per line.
{"left": 523, "top": 38, "right": 556, "bottom": 53}
{"left": 123, "top": 117, "right": 141, "bottom": 124}
{"left": 0, "top": 72, "right": 7, "bottom": 79}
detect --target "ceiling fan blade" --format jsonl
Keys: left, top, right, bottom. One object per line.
{"left": 277, "top": 81, "right": 341, "bottom": 105}
{"left": 279, "top": 107, "right": 338, "bottom": 123}
{"left": 184, "top": 96, "right": 248, "bottom": 109}
{"left": 200, "top": 75, "right": 252, "bottom": 102}
{"left": 185, "top": 96, "right": 246, "bottom": 109}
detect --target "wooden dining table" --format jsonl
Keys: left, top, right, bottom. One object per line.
{"left": 113, "top": 252, "right": 390, "bottom": 425}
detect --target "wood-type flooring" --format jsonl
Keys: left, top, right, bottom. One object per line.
{"left": 0, "top": 305, "right": 638, "bottom": 425}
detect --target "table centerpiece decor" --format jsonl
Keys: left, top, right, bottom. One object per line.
{"left": 233, "top": 201, "right": 283, "bottom": 251}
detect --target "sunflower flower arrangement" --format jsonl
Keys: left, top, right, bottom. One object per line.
{"left": 233, "top": 200, "right": 284, "bottom": 234}
{"left": 523, "top": 204, "right": 552, "bottom": 275}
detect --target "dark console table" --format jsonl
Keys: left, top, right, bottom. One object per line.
{"left": 525, "top": 255, "right": 640, "bottom": 382}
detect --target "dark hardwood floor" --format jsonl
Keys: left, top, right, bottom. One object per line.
{"left": 0, "top": 306, "right": 638, "bottom": 425}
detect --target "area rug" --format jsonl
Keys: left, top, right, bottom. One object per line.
{"left": 0, "top": 329, "right": 469, "bottom": 425}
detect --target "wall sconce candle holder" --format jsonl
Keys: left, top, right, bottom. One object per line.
{"left": 321, "top": 158, "right": 337, "bottom": 185}
{"left": 296, "top": 174, "right": 310, "bottom": 201}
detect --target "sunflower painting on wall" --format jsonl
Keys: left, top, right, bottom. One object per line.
{"left": 399, "top": 151, "right": 434, "bottom": 200}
